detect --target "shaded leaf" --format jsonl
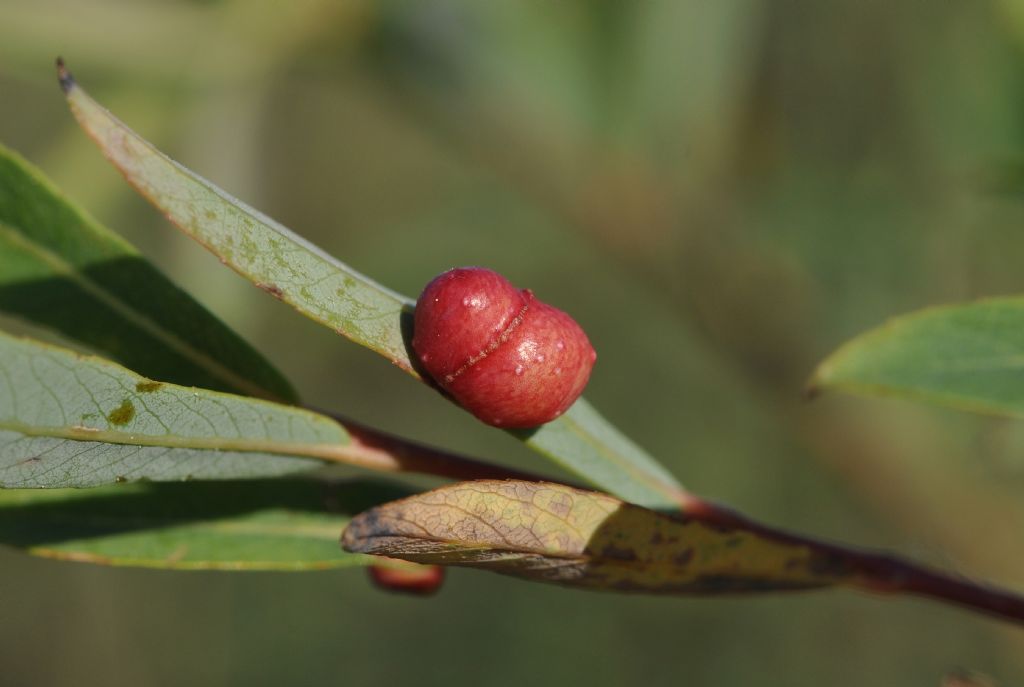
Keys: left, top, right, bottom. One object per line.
{"left": 0, "top": 142, "right": 296, "bottom": 403}
{"left": 0, "top": 331, "right": 358, "bottom": 487}
{"left": 61, "top": 64, "right": 686, "bottom": 510}
{"left": 812, "top": 298, "right": 1024, "bottom": 417}
{"left": 0, "top": 477, "right": 412, "bottom": 570}
{"left": 343, "top": 480, "right": 853, "bottom": 593}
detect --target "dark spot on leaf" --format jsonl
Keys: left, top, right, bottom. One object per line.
{"left": 107, "top": 399, "right": 135, "bottom": 426}
{"left": 596, "top": 545, "right": 637, "bottom": 561}
{"left": 680, "top": 575, "right": 827, "bottom": 594}
{"left": 257, "top": 283, "right": 284, "bottom": 299}
{"left": 135, "top": 381, "right": 163, "bottom": 393}
{"left": 56, "top": 57, "right": 75, "bottom": 94}
{"left": 673, "top": 549, "right": 694, "bottom": 566}
{"left": 806, "top": 552, "right": 854, "bottom": 578}
{"left": 115, "top": 475, "right": 128, "bottom": 483}
{"left": 204, "top": 210, "right": 217, "bottom": 220}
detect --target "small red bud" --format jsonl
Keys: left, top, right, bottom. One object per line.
{"left": 412, "top": 267, "right": 596, "bottom": 428}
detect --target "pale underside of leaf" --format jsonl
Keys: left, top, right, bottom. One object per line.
{"left": 62, "top": 78, "right": 415, "bottom": 372}
{"left": 812, "top": 297, "right": 1024, "bottom": 417}
{"left": 0, "top": 331, "right": 398, "bottom": 488}
{"left": 0, "top": 477, "right": 413, "bottom": 570}
{"left": 0, "top": 430, "right": 319, "bottom": 488}
{"left": 0, "top": 143, "right": 296, "bottom": 402}
{"left": 343, "top": 481, "right": 855, "bottom": 594}
{"left": 61, "top": 68, "right": 686, "bottom": 509}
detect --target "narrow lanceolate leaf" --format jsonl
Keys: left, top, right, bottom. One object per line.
{"left": 0, "top": 331, "right": 379, "bottom": 488}
{"left": 812, "top": 298, "right": 1024, "bottom": 417}
{"left": 60, "top": 62, "right": 685, "bottom": 509}
{"left": 343, "top": 481, "right": 854, "bottom": 593}
{"left": 0, "top": 142, "right": 296, "bottom": 403}
{"left": 59, "top": 62, "right": 415, "bottom": 373}
{"left": 519, "top": 399, "right": 685, "bottom": 509}
{"left": 0, "top": 477, "right": 414, "bottom": 570}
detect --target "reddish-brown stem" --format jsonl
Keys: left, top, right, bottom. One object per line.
{"left": 322, "top": 410, "right": 585, "bottom": 486}
{"left": 680, "top": 497, "right": 1024, "bottom": 627}
{"left": 323, "top": 412, "right": 1024, "bottom": 626}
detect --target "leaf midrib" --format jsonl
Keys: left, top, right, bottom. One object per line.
{"left": 2, "top": 511, "right": 344, "bottom": 540}
{"left": 555, "top": 410, "right": 683, "bottom": 503}
{"left": 28, "top": 547, "right": 359, "bottom": 570}
{"left": 0, "top": 418, "right": 342, "bottom": 463}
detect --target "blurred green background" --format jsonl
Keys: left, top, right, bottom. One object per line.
{"left": 3, "top": 1, "right": 1024, "bottom": 684}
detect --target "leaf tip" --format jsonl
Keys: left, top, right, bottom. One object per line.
{"left": 803, "top": 379, "right": 823, "bottom": 401}
{"left": 340, "top": 515, "right": 372, "bottom": 553}
{"left": 804, "top": 356, "right": 841, "bottom": 401}
{"left": 55, "top": 57, "right": 76, "bottom": 94}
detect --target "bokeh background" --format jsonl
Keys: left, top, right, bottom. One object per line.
{"left": 3, "top": 1, "right": 1024, "bottom": 684}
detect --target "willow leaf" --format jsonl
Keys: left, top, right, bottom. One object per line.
{"left": 60, "top": 62, "right": 684, "bottom": 509}
{"left": 812, "top": 298, "right": 1024, "bottom": 417}
{"left": 59, "top": 63, "right": 414, "bottom": 372}
{"left": 0, "top": 477, "right": 412, "bottom": 570}
{"left": 0, "top": 142, "right": 296, "bottom": 402}
{"left": 0, "top": 331, "right": 373, "bottom": 488}
{"left": 343, "top": 480, "right": 853, "bottom": 593}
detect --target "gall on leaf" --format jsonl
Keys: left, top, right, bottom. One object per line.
{"left": 412, "top": 267, "right": 596, "bottom": 428}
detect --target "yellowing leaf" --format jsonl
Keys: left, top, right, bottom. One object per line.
{"left": 342, "top": 481, "right": 853, "bottom": 593}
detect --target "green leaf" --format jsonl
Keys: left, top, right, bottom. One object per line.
{"left": 60, "top": 63, "right": 685, "bottom": 510}
{"left": 0, "top": 477, "right": 412, "bottom": 570}
{"left": 60, "top": 70, "right": 416, "bottom": 373}
{"left": 811, "top": 298, "right": 1024, "bottom": 417}
{"left": 0, "top": 142, "right": 297, "bottom": 403}
{"left": 343, "top": 480, "right": 853, "bottom": 593}
{"left": 0, "top": 330, "right": 368, "bottom": 488}
{"left": 517, "top": 399, "right": 686, "bottom": 509}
